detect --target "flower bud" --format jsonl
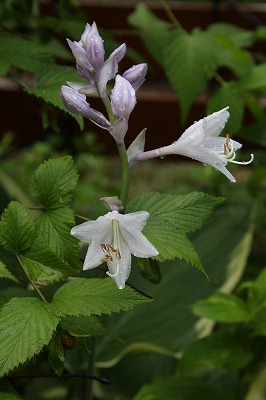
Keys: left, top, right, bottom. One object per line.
{"left": 86, "top": 32, "right": 105, "bottom": 70}
{"left": 61, "top": 86, "right": 110, "bottom": 129}
{"left": 123, "top": 63, "right": 148, "bottom": 91}
{"left": 109, "top": 43, "right": 126, "bottom": 63}
{"left": 110, "top": 75, "right": 136, "bottom": 120}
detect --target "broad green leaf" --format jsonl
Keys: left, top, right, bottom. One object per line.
{"left": 25, "top": 65, "right": 85, "bottom": 129}
{"left": 178, "top": 331, "right": 252, "bottom": 372}
{"left": 0, "top": 380, "right": 22, "bottom": 400}
{"left": 133, "top": 376, "right": 233, "bottom": 400}
{"left": 208, "top": 23, "right": 255, "bottom": 48}
{"left": 0, "top": 261, "right": 18, "bottom": 282}
{"left": 241, "top": 90, "right": 266, "bottom": 127}
{"left": 128, "top": 3, "right": 171, "bottom": 66}
{"left": 239, "top": 63, "right": 266, "bottom": 91}
{"left": 164, "top": 28, "right": 218, "bottom": 122}
{"left": 127, "top": 192, "right": 221, "bottom": 268}
{"left": 21, "top": 243, "right": 75, "bottom": 284}
{"left": 0, "top": 32, "right": 52, "bottom": 74}
{"left": 49, "top": 278, "right": 151, "bottom": 317}
{"left": 60, "top": 315, "right": 114, "bottom": 338}
{"left": 207, "top": 84, "right": 244, "bottom": 133}
{"left": 0, "top": 201, "right": 36, "bottom": 252}
{"left": 210, "top": 34, "right": 253, "bottom": 77}
{"left": 31, "top": 156, "right": 78, "bottom": 208}
{"left": 0, "top": 60, "right": 9, "bottom": 76}
{"left": 192, "top": 292, "right": 251, "bottom": 323}
{"left": 137, "top": 258, "right": 161, "bottom": 285}
{"left": 0, "top": 297, "right": 59, "bottom": 377}
{"left": 36, "top": 207, "right": 79, "bottom": 265}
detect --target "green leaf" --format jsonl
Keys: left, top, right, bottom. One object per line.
{"left": 192, "top": 292, "right": 251, "bottom": 323}
{"left": 0, "top": 297, "right": 59, "bottom": 377}
{"left": 137, "top": 258, "right": 161, "bottom": 285}
{"left": 210, "top": 34, "right": 253, "bottom": 77}
{"left": 164, "top": 28, "right": 218, "bottom": 122}
{"left": 0, "top": 380, "right": 22, "bottom": 400}
{"left": 208, "top": 23, "right": 255, "bottom": 48}
{"left": 0, "top": 201, "right": 36, "bottom": 252}
{"left": 36, "top": 207, "right": 79, "bottom": 265}
{"left": 178, "top": 331, "right": 252, "bottom": 372}
{"left": 127, "top": 192, "right": 221, "bottom": 269}
{"left": 48, "top": 331, "right": 65, "bottom": 376}
{"left": 21, "top": 243, "right": 75, "bottom": 284}
{"left": 31, "top": 156, "right": 78, "bottom": 208}
{"left": 0, "top": 261, "right": 18, "bottom": 282}
{"left": 239, "top": 63, "right": 266, "bottom": 91}
{"left": 207, "top": 84, "right": 244, "bottom": 133}
{"left": 60, "top": 315, "right": 114, "bottom": 338}
{"left": 128, "top": 3, "right": 171, "bottom": 66}
{"left": 49, "top": 278, "right": 151, "bottom": 318}
{"left": 133, "top": 376, "right": 233, "bottom": 400}
{"left": 0, "top": 32, "right": 52, "bottom": 74}
{"left": 25, "top": 65, "right": 85, "bottom": 129}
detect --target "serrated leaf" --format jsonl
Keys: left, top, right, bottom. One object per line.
{"left": 164, "top": 29, "right": 218, "bottom": 122}
{"left": 21, "top": 243, "right": 75, "bottom": 284}
{"left": 192, "top": 292, "right": 251, "bottom": 323}
{"left": 25, "top": 65, "right": 85, "bottom": 129}
{"left": 0, "top": 33, "right": 52, "bottom": 73}
{"left": 49, "top": 278, "right": 151, "bottom": 318}
{"left": 0, "top": 201, "right": 36, "bottom": 252}
{"left": 0, "top": 261, "right": 18, "bottom": 282}
{"left": 207, "top": 84, "right": 244, "bottom": 133}
{"left": 133, "top": 376, "right": 233, "bottom": 400}
{"left": 31, "top": 156, "right": 78, "bottom": 208}
{"left": 0, "top": 297, "right": 59, "bottom": 377}
{"left": 127, "top": 192, "right": 221, "bottom": 269}
{"left": 36, "top": 207, "right": 79, "bottom": 265}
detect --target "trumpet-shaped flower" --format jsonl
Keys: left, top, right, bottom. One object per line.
{"left": 71, "top": 211, "right": 159, "bottom": 289}
{"left": 128, "top": 107, "right": 254, "bottom": 182}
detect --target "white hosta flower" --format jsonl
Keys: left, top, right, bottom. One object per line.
{"left": 71, "top": 211, "right": 159, "bottom": 289}
{"left": 160, "top": 107, "right": 254, "bottom": 182}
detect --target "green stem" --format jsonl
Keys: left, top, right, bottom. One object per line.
{"left": 16, "top": 253, "right": 48, "bottom": 303}
{"left": 160, "top": 0, "right": 184, "bottom": 29}
{"left": 101, "top": 96, "right": 116, "bottom": 124}
{"left": 117, "top": 142, "right": 130, "bottom": 210}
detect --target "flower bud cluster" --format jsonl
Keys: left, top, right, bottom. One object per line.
{"left": 61, "top": 22, "right": 147, "bottom": 144}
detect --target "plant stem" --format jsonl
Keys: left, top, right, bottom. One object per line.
{"left": 16, "top": 253, "right": 48, "bottom": 303}
{"left": 117, "top": 142, "right": 130, "bottom": 209}
{"left": 160, "top": 0, "right": 184, "bottom": 29}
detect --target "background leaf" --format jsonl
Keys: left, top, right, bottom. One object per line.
{"left": 164, "top": 29, "right": 218, "bottom": 122}
{"left": 0, "top": 297, "right": 59, "bottom": 377}
{"left": 0, "top": 261, "right": 18, "bottom": 282}
{"left": 25, "top": 65, "right": 85, "bottom": 129}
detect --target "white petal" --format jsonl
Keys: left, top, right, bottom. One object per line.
{"left": 107, "top": 236, "right": 131, "bottom": 289}
{"left": 70, "top": 216, "right": 111, "bottom": 243}
{"left": 204, "top": 137, "right": 242, "bottom": 152}
{"left": 116, "top": 211, "right": 159, "bottom": 258}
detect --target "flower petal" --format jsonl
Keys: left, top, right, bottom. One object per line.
{"left": 116, "top": 211, "right": 159, "bottom": 258}
{"left": 109, "top": 43, "right": 126, "bottom": 63}
{"left": 107, "top": 236, "right": 131, "bottom": 289}
{"left": 122, "top": 63, "right": 148, "bottom": 91}
{"left": 66, "top": 39, "right": 93, "bottom": 71}
{"left": 97, "top": 56, "right": 118, "bottom": 98}
{"left": 110, "top": 75, "right": 136, "bottom": 120}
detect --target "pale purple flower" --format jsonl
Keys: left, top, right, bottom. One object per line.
{"left": 110, "top": 75, "right": 136, "bottom": 120}
{"left": 61, "top": 86, "right": 110, "bottom": 129}
{"left": 71, "top": 211, "right": 159, "bottom": 289}
{"left": 123, "top": 63, "right": 148, "bottom": 91}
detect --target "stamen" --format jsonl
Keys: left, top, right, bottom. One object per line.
{"left": 219, "top": 134, "right": 254, "bottom": 166}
